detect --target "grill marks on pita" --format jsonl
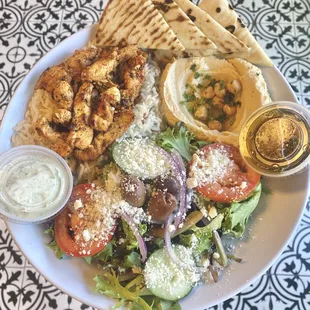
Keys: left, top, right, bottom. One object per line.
{"left": 95, "top": 0, "right": 185, "bottom": 51}
{"left": 199, "top": 0, "right": 273, "bottom": 66}
{"left": 152, "top": 0, "right": 216, "bottom": 50}
{"left": 173, "top": 0, "right": 250, "bottom": 54}
{"left": 94, "top": 0, "right": 271, "bottom": 67}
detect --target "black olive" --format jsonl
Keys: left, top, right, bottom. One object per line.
{"left": 120, "top": 175, "right": 146, "bottom": 207}
{"left": 148, "top": 190, "right": 177, "bottom": 221}
{"left": 154, "top": 175, "right": 181, "bottom": 197}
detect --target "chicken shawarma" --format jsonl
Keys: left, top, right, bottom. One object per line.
{"left": 32, "top": 46, "right": 147, "bottom": 161}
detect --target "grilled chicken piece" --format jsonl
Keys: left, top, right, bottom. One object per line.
{"left": 89, "top": 87, "right": 120, "bottom": 131}
{"left": 36, "top": 66, "right": 74, "bottom": 124}
{"left": 117, "top": 45, "right": 140, "bottom": 62}
{"left": 81, "top": 46, "right": 140, "bottom": 87}
{"left": 120, "top": 50, "right": 147, "bottom": 105}
{"left": 75, "top": 109, "right": 134, "bottom": 161}
{"left": 53, "top": 81, "right": 74, "bottom": 110}
{"left": 81, "top": 47, "right": 118, "bottom": 86}
{"left": 72, "top": 82, "right": 93, "bottom": 121}
{"left": 68, "top": 82, "right": 94, "bottom": 150}
{"left": 35, "top": 117, "right": 73, "bottom": 157}
{"left": 35, "top": 65, "right": 72, "bottom": 93}
{"left": 65, "top": 47, "right": 101, "bottom": 82}
{"left": 52, "top": 109, "right": 72, "bottom": 125}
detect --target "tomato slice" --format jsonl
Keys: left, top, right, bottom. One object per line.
{"left": 54, "top": 184, "right": 115, "bottom": 257}
{"left": 189, "top": 144, "right": 260, "bottom": 203}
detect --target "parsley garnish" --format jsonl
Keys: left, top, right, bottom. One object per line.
{"left": 203, "top": 97, "right": 213, "bottom": 105}
{"left": 183, "top": 92, "right": 196, "bottom": 102}
{"left": 219, "top": 80, "right": 225, "bottom": 90}
{"left": 209, "top": 79, "right": 218, "bottom": 87}
{"left": 194, "top": 72, "right": 201, "bottom": 79}
{"left": 190, "top": 64, "right": 197, "bottom": 71}
{"left": 203, "top": 74, "right": 211, "bottom": 80}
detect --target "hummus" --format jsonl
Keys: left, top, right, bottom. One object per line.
{"left": 160, "top": 57, "right": 271, "bottom": 145}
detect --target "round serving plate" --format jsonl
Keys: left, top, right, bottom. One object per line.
{"left": 0, "top": 26, "right": 309, "bottom": 310}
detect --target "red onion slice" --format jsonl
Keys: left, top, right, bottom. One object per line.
{"left": 170, "top": 152, "right": 188, "bottom": 229}
{"left": 164, "top": 214, "right": 179, "bottom": 264}
{"left": 155, "top": 146, "right": 187, "bottom": 223}
{"left": 120, "top": 211, "right": 148, "bottom": 263}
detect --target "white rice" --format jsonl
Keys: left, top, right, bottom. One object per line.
{"left": 11, "top": 89, "right": 56, "bottom": 148}
{"left": 123, "top": 58, "right": 162, "bottom": 139}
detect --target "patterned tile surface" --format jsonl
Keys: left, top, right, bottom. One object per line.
{"left": 0, "top": 0, "right": 309, "bottom": 309}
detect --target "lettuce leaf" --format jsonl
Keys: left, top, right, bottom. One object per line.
{"left": 94, "top": 270, "right": 152, "bottom": 310}
{"left": 84, "top": 242, "right": 114, "bottom": 265}
{"left": 179, "top": 214, "right": 224, "bottom": 253}
{"left": 222, "top": 183, "right": 262, "bottom": 238}
{"left": 123, "top": 251, "right": 141, "bottom": 268}
{"left": 44, "top": 225, "right": 65, "bottom": 259}
{"left": 122, "top": 220, "right": 147, "bottom": 251}
{"left": 95, "top": 270, "right": 181, "bottom": 310}
{"left": 156, "top": 123, "right": 208, "bottom": 162}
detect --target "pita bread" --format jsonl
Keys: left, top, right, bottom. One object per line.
{"left": 199, "top": 0, "right": 273, "bottom": 66}
{"left": 152, "top": 0, "right": 216, "bottom": 50}
{"left": 94, "top": 0, "right": 184, "bottom": 51}
{"left": 173, "top": 0, "right": 249, "bottom": 54}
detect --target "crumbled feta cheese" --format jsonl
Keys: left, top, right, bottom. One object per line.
{"left": 209, "top": 206, "right": 218, "bottom": 219}
{"left": 188, "top": 146, "right": 234, "bottom": 188}
{"left": 115, "top": 139, "right": 171, "bottom": 179}
{"left": 82, "top": 230, "right": 91, "bottom": 242}
{"left": 240, "top": 181, "right": 247, "bottom": 189}
{"left": 73, "top": 199, "right": 83, "bottom": 210}
{"left": 168, "top": 225, "right": 176, "bottom": 233}
{"left": 187, "top": 177, "right": 198, "bottom": 189}
{"left": 200, "top": 257, "right": 210, "bottom": 268}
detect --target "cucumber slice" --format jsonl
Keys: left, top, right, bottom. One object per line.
{"left": 112, "top": 138, "right": 170, "bottom": 179}
{"left": 143, "top": 245, "right": 198, "bottom": 301}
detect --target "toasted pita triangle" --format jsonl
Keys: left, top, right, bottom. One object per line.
{"left": 94, "top": 0, "right": 184, "bottom": 51}
{"left": 199, "top": 0, "right": 273, "bottom": 66}
{"left": 173, "top": 0, "right": 249, "bottom": 54}
{"left": 152, "top": 0, "right": 216, "bottom": 51}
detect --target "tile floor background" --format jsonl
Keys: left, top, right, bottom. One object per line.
{"left": 0, "top": 0, "right": 310, "bottom": 309}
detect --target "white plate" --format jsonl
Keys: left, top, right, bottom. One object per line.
{"left": 0, "top": 26, "right": 309, "bottom": 310}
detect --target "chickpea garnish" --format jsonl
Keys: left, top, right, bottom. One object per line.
{"left": 214, "top": 82, "right": 226, "bottom": 98}
{"left": 227, "top": 80, "right": 242, "bottom": 94}
{"left": 208, "top": 120, "right": 222, "bottom": 131}
{"left": 194, "top": 105, "right": 208, "bottom": 121}
{"left": 213, "top": 96, "right": 224, "bottom": 109}
{"left": 203, "top": 86, "right": 215, "bottom": 99}
{"left": 223, "top": 104, "right": 237, "bottom": 116}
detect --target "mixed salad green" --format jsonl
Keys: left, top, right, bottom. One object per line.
{"left": 45, "top": 123, "right": 265, "bottom": 310}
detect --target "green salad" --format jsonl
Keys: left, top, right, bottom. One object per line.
{"left": 45, "top": 123, "right": 265, "bottom": 310}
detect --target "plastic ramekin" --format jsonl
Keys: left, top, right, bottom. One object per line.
{"left": 239, "top": 101, "right": 310, "bottom": 178}
{"left": 0, "top": 145, "right": 73, "bottom": 224}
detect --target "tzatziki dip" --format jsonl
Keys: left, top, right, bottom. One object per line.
{"left": 0, "top": 146, "right": 73, "bottom": 223}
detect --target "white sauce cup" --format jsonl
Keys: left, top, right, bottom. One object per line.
{"left": 0, "top": 145, "right": 73, "bottom": 224}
